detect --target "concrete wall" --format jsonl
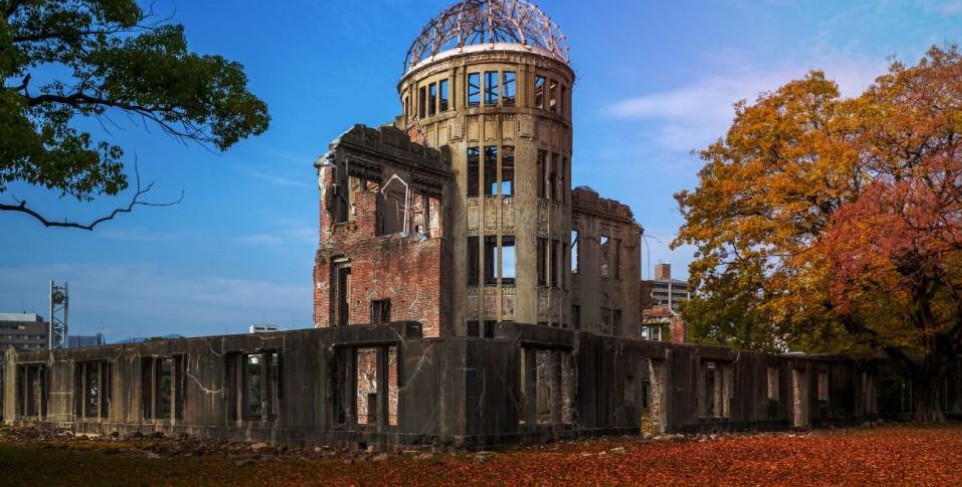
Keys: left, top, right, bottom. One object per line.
{"left": 3, "top": 323, "right": 960, "bottom": 450}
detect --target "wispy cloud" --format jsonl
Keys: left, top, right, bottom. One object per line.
{"left": 605, "top": 55, "right": 884, "bottom": 153}
{"left": 245, "top": 170, "right": 313, "bottom": 189}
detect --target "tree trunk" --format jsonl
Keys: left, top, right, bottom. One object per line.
{"left": 912, "top": 375, "right": 946, "bottom": 423}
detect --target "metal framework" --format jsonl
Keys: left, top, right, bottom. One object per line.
{"left": 48, "top": 280, "right": 68, "bottom": 349}
{"left": 404, "top": 0, "right": 570, "bottom": 72}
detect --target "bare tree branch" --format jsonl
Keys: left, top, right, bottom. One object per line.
{"left": 0, "top": 161, "right": 184, "bottom": 230}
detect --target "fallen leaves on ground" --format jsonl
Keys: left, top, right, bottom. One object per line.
{"left": 0, "top": 425, "right": 960, "bottom": 486}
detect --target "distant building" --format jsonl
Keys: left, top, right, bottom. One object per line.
{"left": 644, "top": 263, "right": 690, "bottom": 312}
{"left": 0, "top": 313, "right": 49, "bottom": 350}
{"left": 67, "top": 333, "right": 105, "bottom": 349}
{"left": 250, "top": 324, "right": 280, "bottom": 333}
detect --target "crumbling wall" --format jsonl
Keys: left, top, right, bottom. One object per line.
{"left": 313, "top": 125, "right": 454, "bottom": 337}
{"left": 4, "top": 324, "right": 958, "bottom": 449}
{"left": 570, "top": 187, "right": 643, "bottom": 338}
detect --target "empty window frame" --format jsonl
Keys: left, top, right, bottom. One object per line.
{"left": 468, "top": 236, "right": 480, "bottom": 286}
{"left": 537, "top": 238, "right": 547, "bottom": 287}
{"left": 601, "top": 308, "right": 611, "bottom": 334}
{"left": 403, "top": 95, "right": 409, "bottom": 121}
{"left": 141, "top": 356, "right": 185, "bottom": 420}
{"left": 600, "top": 235, "right": 611, "bottom": 278}
{"left": 547, "top": 153, "right": 558, "bottom": 201}
{"left": 371, "top": 299, "right": 391, "bottom": 325}
{"left": 484, "top": 146, "right": 498, "bottom": 196}
{"left": 428, "top": 83, "right": 438, "bottom": 116}
{"left": 704, "top": 361, "right": 718, "bottom": 417}
{"left": 356, "top": 348, "right": 378, "bottom": 425}
{"left": 613, "top": 238, "right": 622, "bottom": 279}
{"left": 534, "top": 75, "right": 546, "bottom": 109}
{"left": 483, "top": 321, "right": 496, "bottom": 339}
{"left": 502, "top": 71, "right": 516, "bottom": 107}
{"left": 467, "top": 72, "right": 481, "bottom": 108}
{"left": 560, "top": 84, "right": 567, "bottom": 115}
{"left": 334, "top": 259, "right": 352, "bottom": 326}
{"left": 467, "top": 321, "right": 480, "bottom": 337}
{"left": 75, "top": 361, "right": 111, "bottom": 419}
{"left": 551, "top": 239, "right": 561, "bottom": 289}
{"left": 377, "top": 175, "right": 409, "bottom": 236}
{"left": 502, "top": 146, "right": 515, "bottom": 196}
{"left": 548, "top": 79, "right": 559, "bottom": 112}
{"left": 571, "top": 304, "right": 581, "bottom": 329}
{"left": 16, "top": 364, "right": 46, "bottom": 418}
{"left": 484, "top": 236, "right": 498, "bottom": 285}
{"left": 467, "top": 147, "right": 480, "bottom": 198}
{"left": 227, "top": 352, "right": 280, "bottom": 422}
{"left": 418, "top": 86, "right": 427, "bottom": 118}
{"left": 484, "top": 71, "right": 499, "bottom": 107}
{"left": 502, "top": 236, "right": 516, "bottom": 285}
{"left": 439, "top": 79, "right": 449, "bottom": 112}
{"left": 613, "top": 309, "right": 623, "bottom": 336}
{"left": 571, "top": 230, "right": 579, "bottom": 273}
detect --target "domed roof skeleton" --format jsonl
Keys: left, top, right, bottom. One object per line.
{"left": 404, "top": 0, "right": 570, "bottom": 73}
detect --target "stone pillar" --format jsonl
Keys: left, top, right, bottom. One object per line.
{"left": 648, "top": 358, "right": 668, "bottom": 435}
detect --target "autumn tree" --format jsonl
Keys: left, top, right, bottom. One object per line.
{"left": 676, "top": 46, "right": 962, "bottom": 422}
{"left": 1, "top": 0, "right": 270, "bottom": 229}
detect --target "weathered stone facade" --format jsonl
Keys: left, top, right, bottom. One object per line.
{"left": 3, "top": 0, "right": 962, "bottom": 453}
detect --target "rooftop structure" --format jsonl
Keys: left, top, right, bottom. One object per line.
{"left": 0, "top": 313, "right": 48, "bottom": 350}
{"left": 404, "top": 0, "right": 569, "bottom": 72}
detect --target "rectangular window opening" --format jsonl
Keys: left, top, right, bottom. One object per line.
{"left": 418, "top": 86, "right": 426, "bottom": 118}
{"left": 571, "top": 230, "right": 579, "bottom": 273}
{"left": 483, "top": 321, "right": 496, "bottom": 339}
{"left": 484, "top": 236, "right": 498, "bottom": 285}
{"left": 548, "top": 79, "right": 558, "bottom": 112}
{"left": 439, "top": 79, "right": 449, "bottom": 112}
{"left": 467, "top": 321, "right": 480, "bottom": 337}
{"left": 467, "top": 147, "right": 480, "bottom": 198}
{"left": 501, "top": 236, "right": 516, "bottom": 285}
{"left": 371, "top": 299, "right": 391, "bottom": 325}
{"left": 334, "top": 261, "right": 352, "bottom": 326}
{"left": 484, "top": 146, "right": 498, "bottom": 196}
{"left": 503, "top": 72, "right": 516, "bottom": 107}
{"left": 537, "top": 238, "right": 547, "bottom": 287}
{"left": 535, "top": 75, "right": 546, "bottom": 109}
{"left": 428, "top": 83, "right": 437, "bottom": 116}
{"left": 502, "top": 146, "right": 515, "bottom": 196}
{"left": 484, "top": 71, "right": 499, "bottom": 107}
{"left": 600, "top": 235, "right": 610, "bottom": 279}
{"left": 468, "top": 236, "right": 480, "bottom": 287}
{"left": 356, "top": 348, "right": 379, "bottom": 425}
{"left": 468, "top": 73, "right": 481, "bottom": 108}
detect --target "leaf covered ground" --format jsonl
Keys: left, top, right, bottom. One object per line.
{"left": 1, "top": 425, "right": 960, "bottom": 486}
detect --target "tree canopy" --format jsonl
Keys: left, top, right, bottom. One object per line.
{"left": 1, "top": 0, "right": 270, "bottom": 229}
{"left": 675, "top": 45, "right": 962, "bottom": 421}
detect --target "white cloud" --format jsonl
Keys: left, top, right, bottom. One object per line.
{"left": 605, "top": 56, "right": 884, "bottom": 153}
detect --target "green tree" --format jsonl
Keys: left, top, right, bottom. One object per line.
{"left": 1, "top": 0, "right": 269, "bottom": 229}
{"left": 676, "top": 46, "right": 962, "bottom": 422}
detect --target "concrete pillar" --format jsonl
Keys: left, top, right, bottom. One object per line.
{"left": 792, "top": 367, "right": 810, "bottom": 428}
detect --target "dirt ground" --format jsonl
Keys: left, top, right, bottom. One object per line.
{"left": 0, "top": 424, "right": 960, "bottom": 486}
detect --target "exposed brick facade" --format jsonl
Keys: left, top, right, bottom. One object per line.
{"left": 313, "top": 125, "right": 454, "bottom": 337}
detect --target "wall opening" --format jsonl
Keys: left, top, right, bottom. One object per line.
{"left": 16, "top": 364, "right": 46, "bottom": 419}
{"left": 468, "top": 72, "right": 481, "bottom": 107}
{"left": 371, "top": 299, "right": 391, "bottom": 325}
{"left": 334, "top": 259, "right": 352, "bottom": 326}
{"left": 75, "top": 361, "right": 111, "bottom": 419}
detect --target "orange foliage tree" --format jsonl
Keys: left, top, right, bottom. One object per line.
{"left": 675, "top": 46, "right": 962, "bottom": 421}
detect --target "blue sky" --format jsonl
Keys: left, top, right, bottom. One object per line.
{"left": 3, "top": 0, "right": 962, "bottom": 340}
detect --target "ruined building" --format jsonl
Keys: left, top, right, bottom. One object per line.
{"left": 3, "top": 0, "right": 961, "bottom": 449}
